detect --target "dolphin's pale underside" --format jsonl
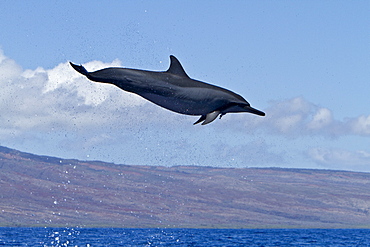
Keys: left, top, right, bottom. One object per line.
{"left": 70, "top": 56, "right": 265, "bottom": 125}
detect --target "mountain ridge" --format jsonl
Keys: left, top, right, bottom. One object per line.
{"left": 1, "top": 145, "right": 370, "bottom": 228}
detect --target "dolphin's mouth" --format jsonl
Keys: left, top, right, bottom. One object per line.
{"left": 244, "top": 106, "right": 265, "bottom": 116}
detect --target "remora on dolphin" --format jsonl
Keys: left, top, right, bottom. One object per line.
{"left": 69, "top": 56, "right": 265, "bottom": 125}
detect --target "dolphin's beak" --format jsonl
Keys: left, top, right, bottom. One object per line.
{"left": 244, "top": 105, "right": 265, "bottom": 116}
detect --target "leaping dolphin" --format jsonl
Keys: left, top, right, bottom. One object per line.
{"left": 69, "top": 56, "right": 265, "bottom": 125}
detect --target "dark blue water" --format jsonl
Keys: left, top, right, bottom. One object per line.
{"left": 0, "top": 228, "right": 369, "bottom": 246}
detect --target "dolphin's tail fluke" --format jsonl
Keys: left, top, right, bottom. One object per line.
{"left": 244, "top": 105, "right": 265, "bottom": 116}
{"left": 69, "top": 62, "right": 89, "bottom": 76}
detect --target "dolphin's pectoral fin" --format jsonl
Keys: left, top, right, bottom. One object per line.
{"left": 194, "top": 111, "right": 221, "bottom": 125}
{"left": 193, "top": 115, "right": 206, "bottom": 125}
{"left": 202, "top": 111, "right": 221, "bottom": 125}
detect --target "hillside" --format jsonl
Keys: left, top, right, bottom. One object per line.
{"left": 1, "top": 146, "right": 370, "bottom": 228}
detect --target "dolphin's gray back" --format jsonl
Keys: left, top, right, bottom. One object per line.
{"left": 88, "top": 67, "right": 248, "bottom": 104}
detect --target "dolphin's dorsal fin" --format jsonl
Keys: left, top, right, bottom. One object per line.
{"left": 166, "top": 55, "right": 189, "bottom": 78}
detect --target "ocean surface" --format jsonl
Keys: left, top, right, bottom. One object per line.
{"left": 0, "top": 228, "right": 369, "bottom": 246}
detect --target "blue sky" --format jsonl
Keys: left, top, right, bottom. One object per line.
{"left": 0, "top": 1, "right": 369, "bottom": 171}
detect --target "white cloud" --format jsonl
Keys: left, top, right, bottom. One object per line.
{"left": 0, "top": 50, "right": 22, "bottom": 81}
{"left": 307, "top": 108, "right": 332, "bottom": 130}
{"left": 349, "top": 115, "right": 370, "bottom": 135}
{"left": 308, "top": 148, "right": 370, "bottom": 171}
{"left": 40, "top": 59, "right": 147, "bottom": 108}
{"left": 0, "top": 51, "right": 185, "bottom": 140}
{"left": 223, "top": 97, "right": 369, "bottom": 138}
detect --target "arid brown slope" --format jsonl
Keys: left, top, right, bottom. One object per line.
{"left": 1, "top": 146, "right": 369, "bottom": 228}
